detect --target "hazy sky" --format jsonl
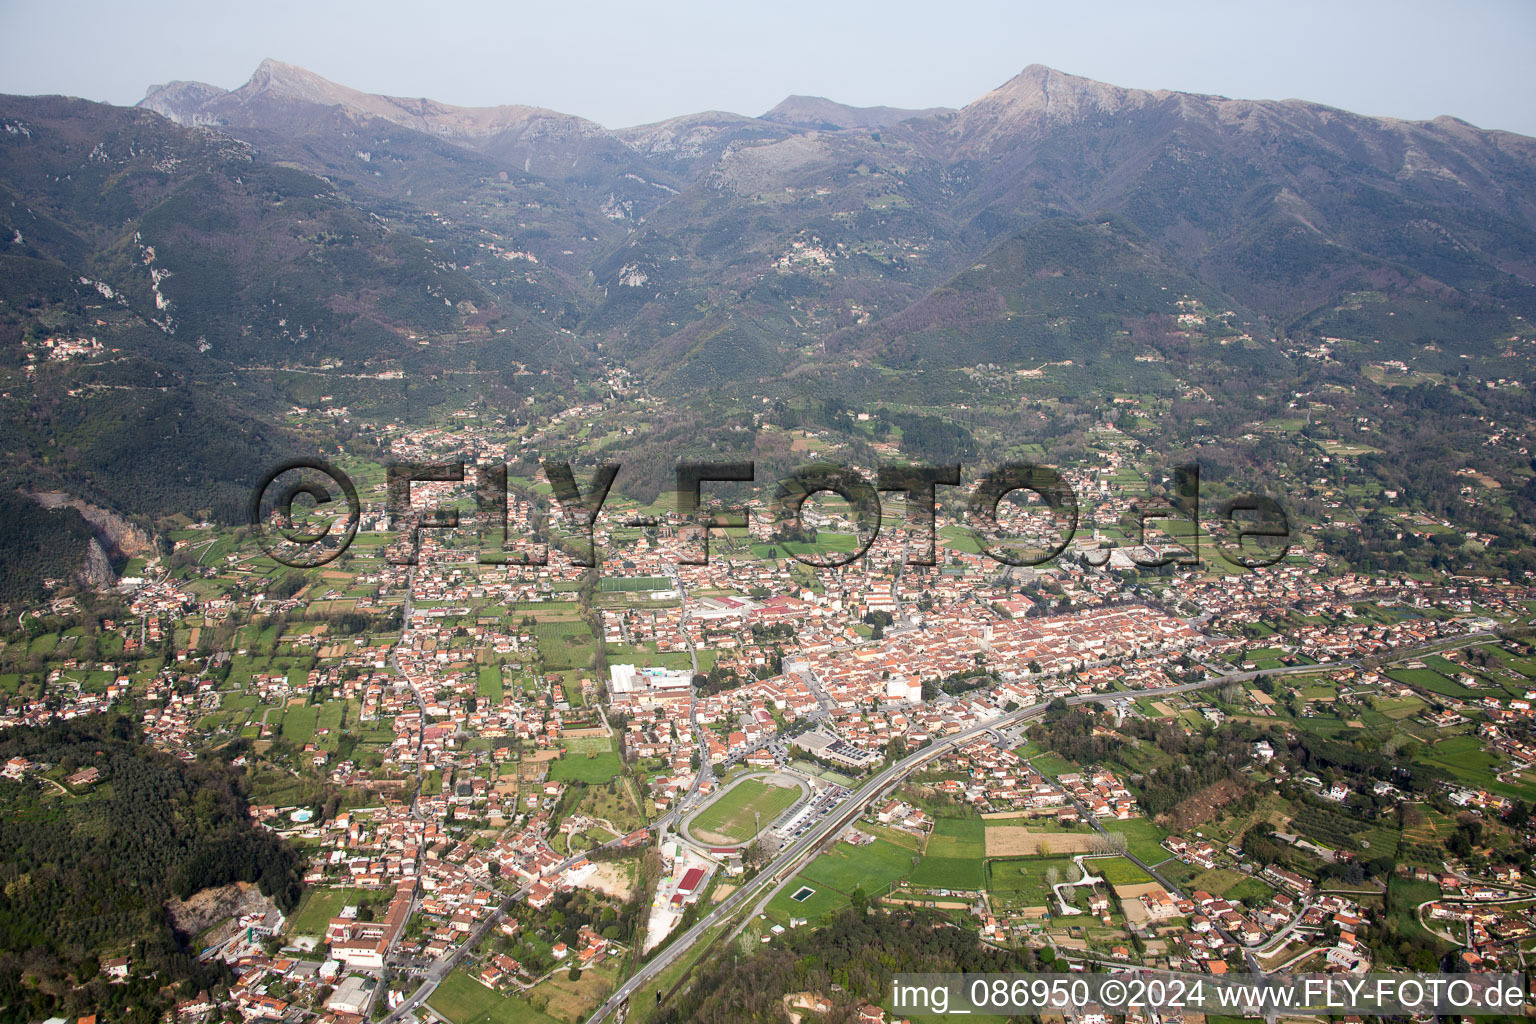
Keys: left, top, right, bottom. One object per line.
{"left": 3, "top": 0, "right": 1534, "bottom": 134}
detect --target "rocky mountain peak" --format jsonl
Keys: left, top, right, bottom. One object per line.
{"left": 137, "top": 79, "right": 229, "bottom": 124}
{"left": 760, "top": 94, "right": 953, "bottom": 130}
{"left": 969, "top": 64, "right": 1167, "bottom": 124}
{"left": 241, "top": 57, "right": 348, "bottom": 104}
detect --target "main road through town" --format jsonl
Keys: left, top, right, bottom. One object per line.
{"left": 581, "top": 661, "right": 1331, "bottom": 1024}
{"left": 384, "top": 627, "right": 1493, "bottom": 1022}
{"left": 369, "top": 572, "right": 1496, "bottom": 1024}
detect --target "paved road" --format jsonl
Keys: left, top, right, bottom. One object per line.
{"left": 1065, "top": 786, "right": 1264, "bottom": 972}
{"left": 583, "top": 671, "right": 1270, "bottom": 1024}
{"left": 383, "top": 770, "right": 701, "bottom": 1021}
{"left": 1253, "top": 897, "right": 1317, "bottom": 956}
{"left": 387, "top": 631, "right": 1489, "bottom": 1023}
{"left": 381, "top": 825, "right": 642, "bottom": 1023}
{"left": 586, "top": 649, "right": 1477, "bottom": 1023}
{"left": 670, "top": 568, "right": 713, "bottom": 796}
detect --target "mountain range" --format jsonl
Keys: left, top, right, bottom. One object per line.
{"left": 128, "top": 59, "right": 1536, "bottom": 370}
{"left": 2, "top": 59, "right": 1535, "bottom": 596}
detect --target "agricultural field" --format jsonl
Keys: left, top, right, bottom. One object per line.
{"left": 1387, "top": 667, "right": 1479, "bottom": 699}
{"left": 1187, "top": 868, "right": 1262, "bottom": 900}
{"left": 800, "top": 834, "right": 920, "bottom": 898}
{"left": 279, "top": 704, "right": 319, "bottom": 746}
{"left": 314, "top": 700, "right": 348, "bottom": 750}
{"left": 987, "top": 856, "right": 1081, "bottom": 907}
{"left": 1091, "top": 856, "right": 1153, "bottom": 886}
{"left": 985, "top": 825, "right": 1099, "bottom": 857}
{"left": 535, "top": 616, "right": 598, "bottom": 671}
{"left": 908, "top": 817, "right": 987, "bottom": 890}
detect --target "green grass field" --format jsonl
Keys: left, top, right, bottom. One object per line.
{"left": 477, "top": 665, "right": 503, "bottom": 702}
{"left": 598, "top": 576, "right": 673, "bottom": 592}
{"left": 535, "top": 618, "right": 597, "bottom": 671}
{"left": 286, "top": 886, "right": 374, "bottom": 936}
{"left": 987, "top": 855, "right": 1080, "bottom": 905}
{"left": 908, "top": 817, "right": 986, "bottom": 889}
{"left": 690, "top": 778, "right": 801, "bottom": 843}
{"left": 939, "top": 525, "right": 986, "bottom": 554}
{"left": 429, "top": 968, "right": 560, "bottom": 1024}
{"left": 315, "top": 700, "right": 346, "bottom": 750}
{"left": 548, "top": 745, "right": 623, "bottom": 784}
{"left": 1387, "top": 666, "right": 1479, "bottom": 699}
{"left": 1417, "top": 734, "right": 1536, "bottom": 802}
{"left": 749, "top": 531, "right": 861, "bottom": 560}
{"left": 1188, "top": 867, "right": 1249, "bottom": 897}
{"left": 1101, "top": 816, "right": 1170, "bottom": 863}
{"left": 801, "top": 834, "right": 920, "bottom": 896}
{"left": 280, "top": 705, "right": 319, "bottom": 746}
{"left": 766, "top": 878, "right": 850, "bottom": 924}
{"left": 1021, "top": 751, "right": 1078, "bottom": 780}
{"left": 1226, "top": 876, "right": 1277, "bottom": 903}
{"left": 1092, "top": 856, "right": 1153, "bottom": 886}
{"left": 1500, "top": 654, "right": 1536, "bottom": 679}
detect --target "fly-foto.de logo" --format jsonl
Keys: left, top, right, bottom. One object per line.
{"left": 249, "top": 459, "right": 1290, "bottom": 572}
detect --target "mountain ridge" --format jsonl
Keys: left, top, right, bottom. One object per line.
{"left": 760, "top": 94, "right": 954, "bottom": 130}
{"left": 1, "top": 63, "right": 1531, "bottom": 480}
{"left": 138, "top": 59, "right": 1532, "bottom": 140}
{"left": 165, "top": 57, "right": 594, "bottom": 140}
{"left": 114, "top": 57, "right": 1536, "bottom": 375}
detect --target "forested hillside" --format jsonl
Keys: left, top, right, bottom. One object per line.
{"left": 0, "top": 491, "right": 95, "bottom": 604}
{"left": 0, "top": 715, "right": 301, "bottom": 1024}
{"left": 2, "top": 60, "right": 1536, "bottom": 598}
{"left": 652, "top": 907, "right": 1048, "bottom": 1023}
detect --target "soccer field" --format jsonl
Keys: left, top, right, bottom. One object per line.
{"left": 689, "top": 778, "right": 800, "bottom": 843}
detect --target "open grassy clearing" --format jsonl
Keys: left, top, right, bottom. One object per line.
{"left": 986, "top": 856, "right": 1081, "bottom": 906}
{"left": 801, "top": 835, "right": 920, "bottom": 896}
{"left": 549, "top": 738, "right": 623, "bottom": 784}
{"left": 286, "top": 886, "right": 377, "bottom": 936}
{"left": 908, "top": 817, "right": 986, "bottom": 889}
{"left": 428, "top": 968, "right": 561, "bottom": 1024}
